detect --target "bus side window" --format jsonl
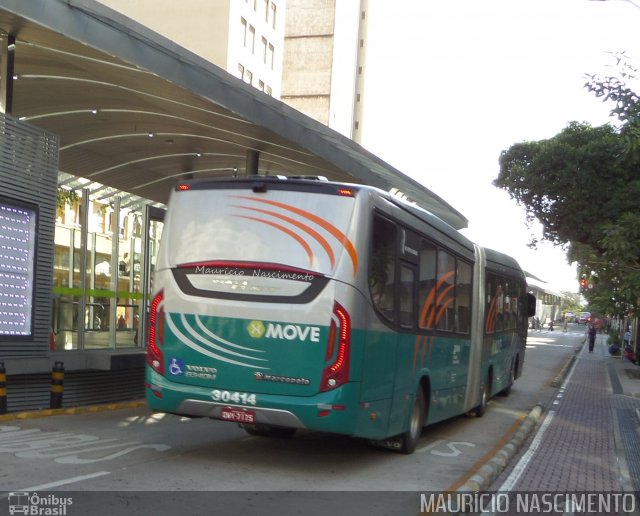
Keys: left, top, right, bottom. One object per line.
{"left": 418, "top": 240, "right": 436, "bottom": 329}
{"left": 455, "top": 260, "right": 472, "bottom": 334}
{"left": 436, "top": 250, "right": 456, "bottom": 332}
{"left": 399, "top": 264, "right": 415, "bottom": 328}
{"left": 369, "top": 215, "right": 397, "bottom": 322}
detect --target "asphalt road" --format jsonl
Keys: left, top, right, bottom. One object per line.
{"left": 0, "top": 326, "right": 584, "bottom": 516}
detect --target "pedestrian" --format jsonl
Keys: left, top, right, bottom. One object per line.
{"left": 119, "top": 252, "right": 130, "bottom": 275}
{"left": 587, "top": 324, "right": 597, "bottom": 353}
{"left": 623, "top": 327, "right": 632, "bottom": 348}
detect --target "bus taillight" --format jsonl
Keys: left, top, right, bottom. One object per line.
{"left": 320, "top": 302, "right": 351, "bottom": 392}
{"left": 146, "top": 291, "right": 165, "bottom": 375}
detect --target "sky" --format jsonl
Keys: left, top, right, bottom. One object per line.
{"left": 359, "top": 0, "right": 640, "bottom": 293}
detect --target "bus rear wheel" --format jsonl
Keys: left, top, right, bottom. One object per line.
{"left": 499, "top": 362, "right": 516, "bottom": 397}
{"left": 471, "top": 379, "right": 489, "bottom": 418}
{"left": 399, "top": 387, "right": 425, "bottom": 454}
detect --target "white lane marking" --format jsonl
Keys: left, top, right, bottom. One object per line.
{"left": 1, "top": 471, "right": 111, "bottom": 495}
{"left": 497, "top": 410, "right": 555, "bottom": 493}
{"left": 430, "top": 441, "right": 476, "bottom": 457}
{"left": 416, "top": 439, "right": 445, "bottom": 454}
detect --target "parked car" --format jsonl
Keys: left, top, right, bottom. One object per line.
{"left": 577, "top": 311, "right": 592, "bottom": 324}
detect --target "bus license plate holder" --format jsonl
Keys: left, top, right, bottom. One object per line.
{"left": 220, "top": 406, "right": 256, "bottom": 423}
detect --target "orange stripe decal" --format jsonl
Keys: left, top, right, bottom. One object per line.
{"left": 231, "top": 196, "right": 358, "bottom": 274}
{"left": 236, "top": 215, "right": 315, "bottom": 266}
{"left": 230, "top": 204, "right": 336, "bottom": 269}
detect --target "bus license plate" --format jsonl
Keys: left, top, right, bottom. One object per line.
{"left": 220, "top": 407, "right": 256, "bottom": 423}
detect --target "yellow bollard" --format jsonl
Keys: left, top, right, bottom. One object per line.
{"left": 50, "top": 361, "right": 64, "bottom": 409}
{"left": 0, "top": 362, "right": 6, "bottom": 414}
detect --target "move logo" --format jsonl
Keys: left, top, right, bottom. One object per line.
{"left": 247, "top": 320, "right": 266, "bottom": 338}
{"left": 247, "top": 320, "right": 320, "bottom": 343}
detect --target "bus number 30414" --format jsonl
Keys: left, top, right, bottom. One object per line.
{"left": 211, "top": 389, "right": 257, "bottom": 406}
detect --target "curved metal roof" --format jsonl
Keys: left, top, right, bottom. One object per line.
{"left": 0, "top": 0, "right": 468, "bottom": 229}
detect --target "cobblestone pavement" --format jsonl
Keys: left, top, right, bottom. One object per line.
{"left": 485, "top": 333, "right": 640, "bottom": 516}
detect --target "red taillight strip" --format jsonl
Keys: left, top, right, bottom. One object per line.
{"left": 329, "top": 305, "right": 350, "bottom": 373}
{"left": 146, "top": 291, "right": 164, "bottom": 375}
{"left": 320, "top": 302, "right": 351, "bottom": 392}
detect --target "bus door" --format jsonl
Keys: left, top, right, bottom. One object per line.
{"left": 389, "top": 230, "right": 420, "bottom": 433}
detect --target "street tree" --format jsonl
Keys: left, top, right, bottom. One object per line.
{"left": 493, "top": 55, "right": 640, "bottom": 316}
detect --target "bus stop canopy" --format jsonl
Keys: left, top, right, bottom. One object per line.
{"left": 0, "top": 0, "right": 468, "bottom": 229}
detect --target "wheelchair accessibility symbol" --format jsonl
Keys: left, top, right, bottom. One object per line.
{"left": 169, "top": 358, "right": 185, "bottom": 376}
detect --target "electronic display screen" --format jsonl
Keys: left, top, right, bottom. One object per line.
{"left": 0, "top": 198, "right": 37, "bottom": 337}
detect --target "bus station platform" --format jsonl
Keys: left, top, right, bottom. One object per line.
{"left": 474, "top": 331, "right": 640, "bottom": 515}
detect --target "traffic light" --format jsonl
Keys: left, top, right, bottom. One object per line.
{"left": 580, "top": 276, "right": 587, "bottom": 292}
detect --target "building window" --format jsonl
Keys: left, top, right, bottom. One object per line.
{"left": 249, "top": 25, "right": 256, "bottom": 53}
{"left": 241, "top": 17, "right": 247, "bottom": 47}
{"left": 264, "top": 0, "right": 269, "bottom": 22}
{"left": 271, "top": 3, "right": 277, "bottom": 29}
{"left": 268, "top": 43, "right": 275, "bottom": 69}
{"left": 265, "top": 85, "right": 272, "bottom": 96}
{"left": 245, "top": 70, "right": 253, "bottom": 85}
{"left": 261, "top": 37, "right": 268, "bottom": 64}
{"left": 258, "top": 79, "right": 265, "bottom": 91}
{"left": 237, "top": 63, "right": 245, "bottom": 80}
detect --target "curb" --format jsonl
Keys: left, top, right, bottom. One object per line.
{"left": 452, "top": 338, "right": 590, "bottom": 495}
{"left": 455, "top": 403, "right": 545, "bottom": 493}
{"left": 0, "top": 399, "right": 146, "bottom": 422}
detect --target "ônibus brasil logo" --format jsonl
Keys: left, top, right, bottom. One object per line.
{"left": 8, "top": 492, "right": 73, "bottom": 515}
{"left": 247, "top": 320, "right": 320, "bottom": 343}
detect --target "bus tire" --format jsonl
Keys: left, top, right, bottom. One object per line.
{"left": 399, "top": 387, "right": 425, "bottom": 454}
{"left": 473, "top": 380, "right": 489, "bottom": 418}
{"left": 499, "top": 362, "right": 515, "bottom": 397}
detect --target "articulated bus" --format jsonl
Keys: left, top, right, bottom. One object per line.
{"left": 146, "top": 177, "right": 535, "bottom": 453}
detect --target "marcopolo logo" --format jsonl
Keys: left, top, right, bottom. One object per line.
{"left": 8, "top": 492, "right": 73, "bottom": 515}
{"left": 247, "top": 320, "right": 320, "bottom": 343}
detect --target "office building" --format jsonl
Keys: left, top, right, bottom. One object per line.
{"left": 101, "top": 0, "right": 286, "bottom": 97}
{"left": 281, "top": 0, "right": 365, "bottom": 140}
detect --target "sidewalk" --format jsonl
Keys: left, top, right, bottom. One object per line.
{"left": 488, "top": 332, "right": 640, "bottom": 514}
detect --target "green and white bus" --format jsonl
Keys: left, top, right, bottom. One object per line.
{"left": 146, "top": 177, "right": 535, "bottom": 453}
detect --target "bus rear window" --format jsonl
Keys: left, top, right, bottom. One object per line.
{"left": 172, "top": 262, "right": 329, "bottom": 303}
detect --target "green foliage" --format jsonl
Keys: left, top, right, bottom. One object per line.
{"left": 56, "top": 188, "right": 79, "bottom": 216}
{"left": 494, "top": 55, "right": 640, "bottom": 317}
{"left": 561, "top": 294, "right": 586, "bottom": 315}
{"left": 495, "top": 122, "right": 631, "bottom": 249}
{"left": 607, "top": 330, "right": 621, "bottom": 347}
